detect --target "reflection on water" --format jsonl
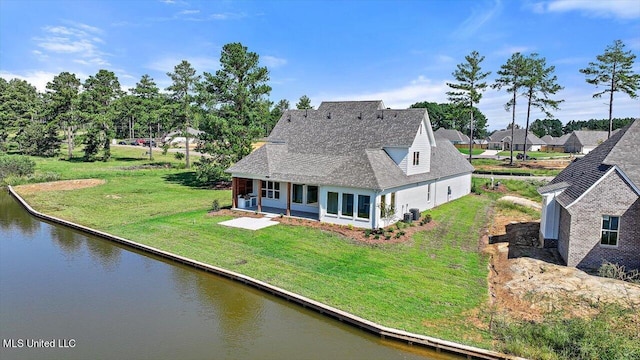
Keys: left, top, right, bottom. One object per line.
{"left": 0, "top": 190, "right": 459, "bottom": 360}
{"left": 0, "top": 190, "right": 40, "bottom": 235}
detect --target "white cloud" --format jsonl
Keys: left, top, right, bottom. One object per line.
{"left": 538, "top": 0, "right": 640, "bottom": 19}
{"left": 179, "top": 9, "right": 200, "bottom": 15}
{"left": 324, "top": 76, "right": 449, "bottom": 109}
{"left": 452, "top": 0, "right": 503, "bottom": 39}
{"left": 262, "top": 55, "right": 287, "bottom": 68}
{"left": 0, "top": 70, "right": 58, "bottom": 92}
{"left": 34, "top": 23, "right": 110, "bottom": 67}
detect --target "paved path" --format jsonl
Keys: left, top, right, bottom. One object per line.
{"left": 473, "top": 173, "right": 555, "bottom": 182}
{"left": 219, "top": 217, "right": 279, "bottom": 230}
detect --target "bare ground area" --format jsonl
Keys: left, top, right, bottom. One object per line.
{"left": 14, "top": 179, "right": 106, "bottom": 195}
{"left": 486, "top": 201, "right": 640, "bottom": 324}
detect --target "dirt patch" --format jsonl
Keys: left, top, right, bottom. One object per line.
{"left": 484, "top": 202, "right": 640, "bottom": 323}
{"left": 14, "top": 179, "right": 106, "bottom": 195}
{"left": 209, "top": 209, "right": 435, "bottom": 244}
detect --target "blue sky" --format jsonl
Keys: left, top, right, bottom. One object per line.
{"left": 1, "top": 0, "right": 639, "bottom": 130}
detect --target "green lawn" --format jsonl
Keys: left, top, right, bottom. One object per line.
{"left": 496, "top": 150, "right": 570, "bottom": 158}
{"left": 12, "top": 147, "right": 494, "bottom": 348}
{"left": 457, "top": 147, "right": 485, "bottom": 155}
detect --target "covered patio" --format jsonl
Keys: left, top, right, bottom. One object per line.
{"left": 231, "top": 177, "right": 319, "bottom": 221}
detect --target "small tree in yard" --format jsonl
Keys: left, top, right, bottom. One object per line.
{"left": 379, "top": 202, "right": 397, "bottom": 228}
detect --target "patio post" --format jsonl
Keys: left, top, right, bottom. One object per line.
{"left": 257, "top": 180, "right": 262, "bottom": 212}
{"left": 232, "top": 177, "right": 237, "bottom": 209}
{"left": 286, "top": 182, "right": 291, "bottom": 216}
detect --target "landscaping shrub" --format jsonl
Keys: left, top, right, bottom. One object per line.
{"left": 0, "top": 155, "right": 36, "bottom": 181}
{"left": 211, "top": 199, "right": 220, "bottom": 212}
{"left": 385, "top": 235, "right": 391, "bottom": 240}
{"left": 174, "top": 152, "right": 185, "bottom": 160}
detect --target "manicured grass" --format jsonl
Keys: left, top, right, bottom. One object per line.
{"left": 458, "top": 148, "right": 485, "bottom": 155}
{"left": 13, "top": 147, "right": 494, "bottom": 348}
{"left": 471, "top": 158, "right": 563, "bottom": 176}
{"left": 496, "top": 150, "right": 570, "bottom": 158}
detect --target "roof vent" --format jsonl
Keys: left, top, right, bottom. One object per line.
{"left": 358, "top": 112, "right": 362, "bottom": 119}
{"left": 304, "top": 109, "right": 308, "bottom": 118}
{"left": 287, "top": 114, "right": 291, "bottom": 122}
{"left": 327, "top": 112, "right": 331, "bottom": 119}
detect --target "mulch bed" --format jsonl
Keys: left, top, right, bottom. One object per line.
{"left": 209, "top": 208, "right": 437, "bottom": 244}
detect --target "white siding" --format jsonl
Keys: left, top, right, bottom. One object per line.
{"left": 376, "top": 173, "right": 472, "bottom": 227}
{"left": 289, "top": 183, "right": 320, "bottom": 214}
{"left": 259, "top": 180, "right": 287, "bottom": 208}
{"left": 433, "top": 173, "right": 472, "bottom": 206}
{"left": 384, "top": 147, "right": 408, "bottom": 173}
{"left": 407, "top": 122, "right": 432, "bottom": 175}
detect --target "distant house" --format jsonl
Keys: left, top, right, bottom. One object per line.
{"left": 541, "top": 133, "right": 570, "bottom": 152}
{"left": 162, "top": 127, "right": 204, "bottom": 145}
{"left": 226, "top": 101, "right": 474, "bottom": 229}
{"left": 538, "top": 120, "right": 639, "bottom": 271}
{"left": 563, "top": 130, "right": 611, "bottom": 154}
{"left": 487, "top": 129, "right": 545, "bottom": 151}
{"left": 434, "top": 128, "right": 469, "bottom": 144}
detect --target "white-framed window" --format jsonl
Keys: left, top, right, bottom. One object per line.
{"left": 601, "top": 215, "right": 619, "bottom": 246}
{"left": 307, "top": 186, "right": 318, "bottom": 204}
{"left": 413, "top": 151, "right": 420, "bottom": 166}
{"left": 292, "top": 184, "right": 303, "bottom": 204}
{"left": 426, "top": 184, "right": 431, "bottom": 202}
{"left": 261, "top": 180, "right": 280, "bottom": 199}
{"left": 357, "top": 195, "right": 371, "bottom": 219}
{"left": 327, "top": 192, "right": 338, "bottom": 215}
{"left": 342, "top": 193, "right": 354, "bottom": 216}
{"left": 390, "top": 192, "right": 396, "bottom": 210}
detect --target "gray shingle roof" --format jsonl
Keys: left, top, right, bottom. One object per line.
{"left": 569, "top": 130, "right": 610, "bottom": 147}
{"left": 488, "top": 129, "right": 545, "bottom": 145}
{"left": 539, "top": 120, "right": 640, "bottom": 207}
{"left": 227, "top": 101, "right": 474, "bottom": 190}
{"left": 435, "top": 128, "right": 470, "bottom": 143}
{"left": 541, "top": 133, "right": 570, "bottom": 146}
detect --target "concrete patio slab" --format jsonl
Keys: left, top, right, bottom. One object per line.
{"left": 219, "top": 217, "right": 279, "bottom": 230}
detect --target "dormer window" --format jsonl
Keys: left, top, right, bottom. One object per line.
{"left": 413, "top": 151, "right": 420, "bottom": 166}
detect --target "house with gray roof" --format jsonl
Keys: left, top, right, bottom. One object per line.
{"left": 434, "top": 128, "right": 469, "bottom": 144}
{"left": 486, "top": 129, "right": 546, "bottom": 151}
{"left": 563, "top": 130, "right": 611, "bottom": 154}
{"left": 226, "top": 100, "right": 474, "bottom": 229}
{"left": 538, "top": 120, "right": 639, "bottom": 271}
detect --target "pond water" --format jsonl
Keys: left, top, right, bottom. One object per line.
{"left": 0, "top": 190, "right": 460, "bottom": 360}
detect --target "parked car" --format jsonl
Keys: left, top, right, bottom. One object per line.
{"left": 118, "top": 140, "right": 127, "bottom": 145}
{"left": 516, "top": 153, "right": 536, "bottom": 160}
{"left": 143, "top": 140, "right": 157, "bottom": 147}
{"left": 130, "top": 138, "right": 145, "bottom": 146}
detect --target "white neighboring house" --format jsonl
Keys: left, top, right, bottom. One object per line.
{"left": 163, "top": 127, "right": 204, "bottom": 145}
{"left": 226, "top": 100, "right": 474, "bottom": 229}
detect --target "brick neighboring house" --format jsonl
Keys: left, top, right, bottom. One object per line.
{"left": 538, "top": 120, "right": 639, "bottom": 271}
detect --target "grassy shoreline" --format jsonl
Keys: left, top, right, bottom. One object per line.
{"left": 10, "top": 147, "right": 495, "bottom": 348}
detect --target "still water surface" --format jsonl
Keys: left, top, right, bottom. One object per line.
{"left": 0, "top": 191, "right": 461, "bottom": 360}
